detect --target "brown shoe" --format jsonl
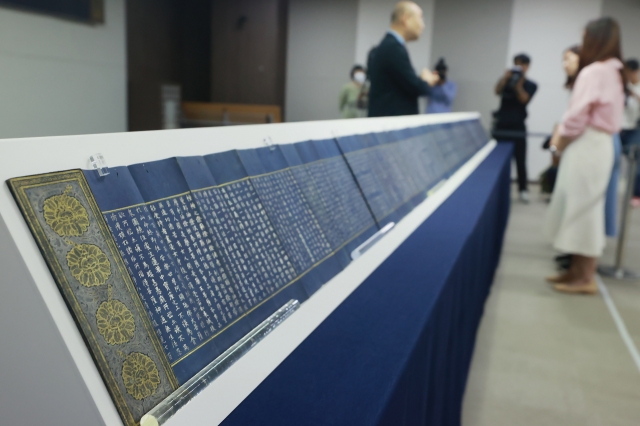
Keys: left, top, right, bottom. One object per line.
{"left": 553, "top": 280, "right": 598, "bottom": 295}
{"left": 546, "top": 274, "right": 571, "bottom": 284}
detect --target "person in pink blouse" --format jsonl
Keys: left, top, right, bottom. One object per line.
{"left": 544, "top": 17, "right": 626, "bottom": 295}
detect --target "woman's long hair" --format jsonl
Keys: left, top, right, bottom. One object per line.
{"left": 565, "top": 45, "right": 580, "bottom": 89}
{"left": 578, "top": 17, "right": 626, "bottom": 91}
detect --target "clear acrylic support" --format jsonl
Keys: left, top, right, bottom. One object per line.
{"left": 351, "top": 222, "right": 395, "bottom": 260}
{"left": 262, "top": 136, "right": 276, "bottom": 151}
{"left": 89, "top": 153, "right": 109, "bottom": 177}
{"left": 140, "top": 299, "right": 300, "bottom": 426}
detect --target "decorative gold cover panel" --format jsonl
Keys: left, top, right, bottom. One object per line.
{"left": 8, "top": 171, "right": 178, "bottom": 426}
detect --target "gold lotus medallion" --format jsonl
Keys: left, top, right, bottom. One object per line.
{"left": 66, "top": 244, "right": 112, "bottom": 287}
{"left": 96, "top": 299, "right": 136, "bottom": 345}
{"left": 122, "top": 352, "right": 161, "bottom": 400}
{"left": 43, "top": 192, "right": 90, "bottom": 237}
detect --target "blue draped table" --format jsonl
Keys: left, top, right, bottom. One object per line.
{"left": 220, "top": 144, "right": 512, "bottom": 426}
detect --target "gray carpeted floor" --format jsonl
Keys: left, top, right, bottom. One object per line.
{"left": 462, "top": 185, "right": 640, "bottom": 425}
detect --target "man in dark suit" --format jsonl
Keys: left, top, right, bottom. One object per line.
{"left": 368, "top": 2, "right": 438, "bottom": 117}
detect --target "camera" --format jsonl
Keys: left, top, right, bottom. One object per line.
{"left": 435, "top": 58, "right": 448, "bottom": 83}
{"left": 506, "top": 65, "right": 523, "bottom": 89}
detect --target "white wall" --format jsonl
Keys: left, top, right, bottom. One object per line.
{"left": 506, "top": 0, "right": 603, "bottom": 179}
{"left": 429, "top": 0, "right": 514, "bottom": 129}
{"left": 0, "top": 0, "right": 126, "bottom": 139}
{"left": 602, "top": 0, "right": 640, "bottom": 60}
{"left": 285, "top": 0, "right": 359, "bottom": 122}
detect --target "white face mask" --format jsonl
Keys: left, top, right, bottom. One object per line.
{"left": 353, "top": 71, "right": 366, "bottom": 84}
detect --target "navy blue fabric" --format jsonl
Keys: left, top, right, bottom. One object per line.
{"left": 128, "top": 158, "right": 191, "bottom": 201}
{"left": 254, "top": 146, "right": 290, "bottom": 173}
{"left": 334, "top": 120, "right": 488, "bottom": 229}
{"left": 361, "top": 131, "right": 416, "bottom": 223}
{"left": 204, "top": 150, "right": 248, "bottom": 184}
{"left": 335, "top": 134, "right": 366, "bottom": 154}
{"left": 84, "top": 167, "right": 226, "bottom": 372}
{"left": 220, "top": 144, "right": 512, "bottom": 426}
{"left": 303, "top": 139, "right": 378, "bottom": 254}
{"left": 253, "top": 145, "right": 346, "bottom": 284}
{"left": 278, "top": 144, "right": 351, "bottom": 269}
{"left": 336, "top": 135, "right": 396, "bottom": 224}
{"left": 237, "top": 148, "right": 334, "bottom": 281}
{"left": 83, "top": 166, "right": 146, "bottom": 211}
{"left": 175, "top": 156, "right": 303, "bottom": 328}
{"left": 203, "top": 151, "right": 313, "bottom": 299}
{"left": 86, "top": 157, "right": 308, "bottom": 384}
{"left": 236, "top": 149, "right": 268, "bottom": 176}
{"left": 175, "top": 156, "right": 311, "bottom": 379}
{"left": 176, "top": 156, "right": 218, "bottom": 190}
{"left": 127, "top": 158, "right": 259, "bottom": 382}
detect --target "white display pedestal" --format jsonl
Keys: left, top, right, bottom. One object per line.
{"left": 0, "top": 113, "right": 491, "bottom": 426}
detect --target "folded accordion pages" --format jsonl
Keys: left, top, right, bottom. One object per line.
{"left": 6, "top": 118, "right": 488, "bottom": 426}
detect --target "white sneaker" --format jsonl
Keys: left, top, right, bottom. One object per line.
{"left": 519, "top": 191, "right": 530, "bottom": 204}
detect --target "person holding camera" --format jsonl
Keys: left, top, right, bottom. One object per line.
{"left": 426, "top": 58, "right": 457, "bottom": 113}
{"left": 493, "top": 53, "right": 538, "bottom": 203}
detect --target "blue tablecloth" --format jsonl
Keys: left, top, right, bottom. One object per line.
{"left": 220, "top": 144, "right": 512, "bottom": 426}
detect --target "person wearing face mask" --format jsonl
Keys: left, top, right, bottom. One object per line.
{"left": 367, "top": 1, "right": 439, "bottom": 117}
{"left": 339, "top": 65, "right": 368, "bottom": 119}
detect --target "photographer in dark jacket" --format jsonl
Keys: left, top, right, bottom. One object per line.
{"left": 368, "top": 2, "right": 439, "bottom": 117}
{"left": 493, "top": 53, "right": 538, "bottom": 203}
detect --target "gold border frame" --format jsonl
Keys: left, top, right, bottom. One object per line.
{"left": 7, "top": 170, "right": 178, "bottom": 426}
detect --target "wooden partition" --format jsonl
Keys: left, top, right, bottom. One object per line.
{"left": 181, "top": 102, "right": 283, "bottom": 127}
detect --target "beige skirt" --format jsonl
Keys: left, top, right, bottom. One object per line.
{"left": 544, "top": 127, "right": 614, "bottom": 257}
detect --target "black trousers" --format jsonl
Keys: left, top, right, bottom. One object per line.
{"left": 494, "top": 127, "right": 528, "bottom": 192}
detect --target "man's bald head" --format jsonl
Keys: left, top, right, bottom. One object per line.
{"left": 390, "top": 1, "right": 425, "bottom": 42}
{"left": 391, "top": 2, "right": 418, "bottom": 24}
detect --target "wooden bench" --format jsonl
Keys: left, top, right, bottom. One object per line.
{"left": 181, "top": 102, "right": 282, "bottom": 127}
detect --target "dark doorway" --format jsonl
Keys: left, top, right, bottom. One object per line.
{"left": 126, "top": 0, "right": 211, "bottom": 131}
{"left": 126, "top": 0, "right": 287, "bottom": 131}
{"left": 211, "top": 0, "right": 287, "bottom": 108}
